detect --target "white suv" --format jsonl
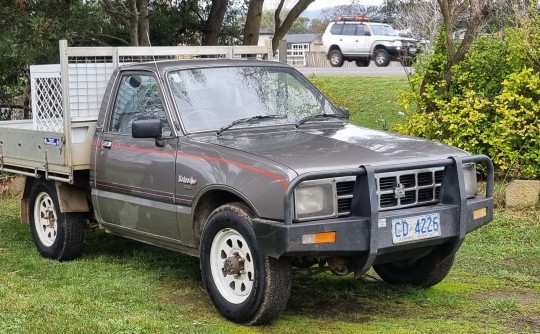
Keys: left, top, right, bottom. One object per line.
{"left": 322, "top": 16, "right": 419, "bottom": 67}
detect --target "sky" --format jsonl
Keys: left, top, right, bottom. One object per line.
{"left": 263, "top": 0, "right": 384, "bottom": 11}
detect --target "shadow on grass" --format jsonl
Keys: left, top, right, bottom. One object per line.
{"left": 81, "top": 228, "right": 441, "bottom": 322}
{"left": 83, "top": 228, "right": 201, "bottom": 280}
{"left": 286, "top": 273, "right": 444, "bottom": 323}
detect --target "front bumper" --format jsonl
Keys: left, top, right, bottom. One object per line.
{"left": 253, "top": 196, "right": 492, "bottom": 257}
{"left": 252, "top": 155, "right": 494, "bottom": 276}
{"left": 387, "top": 46, "right": 418, "bottom": 59}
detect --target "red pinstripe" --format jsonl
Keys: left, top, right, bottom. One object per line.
{"left": 94, "top": 142, "right": 288, "bottom": 189}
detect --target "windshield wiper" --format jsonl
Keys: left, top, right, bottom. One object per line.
{"left": 217, "top": 115, "right": 286, "bottom": 135}
{"left": 295, "top": 113, "right": 346, "bottom": 128}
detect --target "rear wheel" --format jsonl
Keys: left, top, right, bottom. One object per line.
{"left": 373, "top": 248, "right": 455, "bottom": 288}
{"left": 329, "top": 49, "right": 344, "bottom": 67}
{"left": 29, "top": 180, "right": 86, "bottom": 261}
{"left": 200, "top": 203, "right": 292, "bottom": 325}
{"left": 374, "top": 48, "right": 391, "bottom": 67}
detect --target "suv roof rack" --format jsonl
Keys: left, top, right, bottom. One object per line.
{"left": 334, "top": 15, "right": 394, "bottom": 24}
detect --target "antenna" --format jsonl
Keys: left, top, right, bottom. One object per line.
{"left": 146, "top": 30, "right": 160, "bottom": 78}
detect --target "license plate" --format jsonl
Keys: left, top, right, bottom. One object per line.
{"left": 409, "top": 47, "right": 417, "bottom": 53}
{"left": 391, "top": 213, "right": 441, "bottom": 244}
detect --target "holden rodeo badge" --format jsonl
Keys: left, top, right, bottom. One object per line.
{"left": 178, "top": 175, "right": 197, "bottom": 189}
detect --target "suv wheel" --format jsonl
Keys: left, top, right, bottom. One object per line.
{"left": 374, "top": 48, "right": 391, "bottom": 67}
{"left": 329, "top": 49, "right": 344, "bottom": 67}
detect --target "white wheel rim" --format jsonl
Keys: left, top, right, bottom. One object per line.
{"left": 376, "top": 52, "right": 385, "bottom": 64}
{"left": 34, "top": 192, "right": 58, "bottom": 247}
{"left": 331, "top": 53, "right": 340, "bottom": 65}
{"left": 210, "top": 228, "right": 255, "bottom": 304}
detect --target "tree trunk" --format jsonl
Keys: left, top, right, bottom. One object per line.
{"left": 420, "top": 0, "right": 496, "bottom": 97}
{"left": 203, "top": 0, "right": 229, "bottom": 45}
{"left": 23, "top": 85, "right": 31, "bottom": 119}
{"left": 128, "top": 0, "right": 139, "bottom": 46}
{"left": 271, "top": 0, "right": 315, "bottom": 53}
{"left": 100, "top": 0, "right": 147, "bottom": 46}
{"left": 243, "top": 0, "right": 264, "bottom": 45}
{"left": 137, "top": 0, "right": 150, "bottom": 46}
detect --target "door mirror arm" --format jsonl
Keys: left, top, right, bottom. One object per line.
{"left": 337, "top": 107, "right": 350, "bottom": 120}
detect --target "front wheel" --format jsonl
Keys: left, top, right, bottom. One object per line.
{"left": 373, "top": 48, "right": 391, "bottom": 67}
{"left": 29, "top": 180, "right": 86, "bottom": 261}
{"left": 373, "top": 248, "right": 455, "bottom": 288}
{"left": 200, "top": 203, "right": 292, "bottom": 325}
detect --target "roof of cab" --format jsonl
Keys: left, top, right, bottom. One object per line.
{"left": 117, "top": 58, "right": 291, "bottom": 73}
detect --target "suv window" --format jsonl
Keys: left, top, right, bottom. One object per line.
{"left": 341, "top": 24, "right": 356, "bottom": 36}
{"left": 369, "top": 24, "right": 398, "bottom": 36}
{"left": 330, "top": 23, "right": 343, "bottom": 35}
{"left": 356, "top": 25, "right": 366, "bottom": 36}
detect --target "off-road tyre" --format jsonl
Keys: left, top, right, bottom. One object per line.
{"left": 200, "top": 202, "right": 292, "bottom": 325}
{"left": 29, "top": 180, "right": 86, "bottom": 261}
{"left": 374, "top": 48, "right": 391, "bottom": 67}
{"left": 355, "top": 58, "right": 370, "bottom": 67}
{"left": 373, "top": 247, "right": 455, "bottom": 288}
{"left": 329, "top": 49, "right": 345, "bottom": 67}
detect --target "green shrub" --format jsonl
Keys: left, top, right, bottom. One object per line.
{"left": 490, "top": 68, "right": 540, "bottom": 177}
{"left": 396, "top": 25, "right": 540, "bottom": 179}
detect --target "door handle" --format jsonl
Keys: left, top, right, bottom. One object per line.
{"left": 102, "top": 140, "right": 112, "bottom": 149}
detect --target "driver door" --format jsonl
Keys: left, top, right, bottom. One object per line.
{"left": 93, "top": 72, "right": 180, "bottom": 240}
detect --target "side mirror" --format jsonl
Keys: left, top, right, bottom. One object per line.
{"left": 132, "top": 119, "right": 162, "bottom": 138}
{"left": 337, "top": 107, "right": 350, "bottom": 120}
{"left": 364, "top": 31, "right": 371, "bottom": 36}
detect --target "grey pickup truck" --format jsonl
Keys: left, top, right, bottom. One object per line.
{"left": 0, "top": 42, "right": 493, "bottom": 325}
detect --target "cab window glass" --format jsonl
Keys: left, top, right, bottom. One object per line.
{"left": 168, "top": 66, "right": 336, "bottom": 133}
{"left": 110, "top": 74, "right": 171, "bottom": 136}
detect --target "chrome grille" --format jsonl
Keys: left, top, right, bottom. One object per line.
{"left": 376, "top": 168, "right": 443, "bottom": 211}
{"left": 336, "top": 179, "right": 355, "bottom": 216}
{"left": 336, "top": 181, "right": 355, "bottom": 196}
{"left": 334, "top": 167, "right": 443, "bottom": 216}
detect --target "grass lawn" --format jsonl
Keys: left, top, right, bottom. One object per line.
{"left": 0, "top": 195, "right": 539, "bottom": 333}
{"left": 309, "top": 75, "right": 411, "bottom": 130}
{"left": 1, "top": 76, "right": 538, "bottom": 333}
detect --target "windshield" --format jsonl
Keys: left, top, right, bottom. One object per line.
{"left": 167, "top": 66, "right": 338, "bottom": 133}
{"left": 369, "top": 24, "right": 398, "bottom": 36}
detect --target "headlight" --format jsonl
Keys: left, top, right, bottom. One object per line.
{"left": 393, "top": 40, "right": 402, "bottom": 48}
{"left": 463, "top": 163, "right": 477, "bottom": 198}
{"left": 294, "top": 180, "right": 337, "bottom": 220}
